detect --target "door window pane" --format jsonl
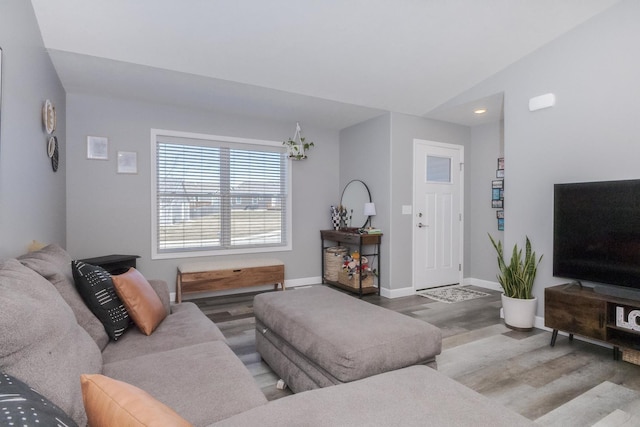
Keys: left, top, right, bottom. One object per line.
{"left": 426, "top": 156, "right": 451, "bottom": 183}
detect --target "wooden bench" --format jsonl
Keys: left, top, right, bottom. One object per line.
{"left": 176, "top": 258, "right": 285, "bottom": 302}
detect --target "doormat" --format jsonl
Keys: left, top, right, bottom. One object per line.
{"left": 416, "top": 285, "right": 490, "bottom": 304}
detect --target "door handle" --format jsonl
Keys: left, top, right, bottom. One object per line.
{"left": 417, "top": 223, "right": 428, "bottom": 228}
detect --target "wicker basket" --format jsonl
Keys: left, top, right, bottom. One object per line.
{"left": 324, "top": 246, "right": 348, "bottom": 282}
{"left": 338, "top": 269, "right": 374, "bottom": 289}
{"left": 622, "top": 348, "right": 640, "bottom": 365}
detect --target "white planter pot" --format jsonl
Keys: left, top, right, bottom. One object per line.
{"left": 501, "top": 294, "right": 537, "bottom": 331}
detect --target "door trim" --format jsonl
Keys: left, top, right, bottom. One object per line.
{"left": 412, "top": 139, "right": 465, "bottom": 291}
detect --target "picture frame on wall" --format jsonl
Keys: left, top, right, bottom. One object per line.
{"left": 492, "top": 200, "right": 503, "bottom": 208}
{"left": 498, "top": 218, "right": 505, "bottom": 231}
{"left": 497, "top": 210, "right": 504, "bottom": 219}
{"left": 492, "top": 179, "right": 503, "bottom": 189}
{"left": 117, "top": 151, "right": 137, "bottom": 174}
{"left": 87, "top": 136, "right": 109, "bottom": 160}
{"left": 498, "top": 157, "right": 504, "bottom": 170}
{"left": 492, "top": 188, "right": 501, "bottom": 200}
{"left": 496, "top": 169, "right": 505, "bottom": 178}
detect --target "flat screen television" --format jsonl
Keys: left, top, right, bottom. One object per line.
{"left": 554, "top": 179, "right": 640, "bottom": 299}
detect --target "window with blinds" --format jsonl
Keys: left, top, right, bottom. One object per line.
{"left": 151, "top": 130, "right": 291, "bottom": 258}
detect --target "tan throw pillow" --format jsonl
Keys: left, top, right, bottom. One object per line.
{"left": 112, "top": 268, "right": 167, "bottom": 335}
{"left": 81, "top": 374, "right": 192, "bottom": 427}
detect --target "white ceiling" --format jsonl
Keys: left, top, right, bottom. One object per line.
{"left": 30, "top": 0, "right": 620, "bottom": 129}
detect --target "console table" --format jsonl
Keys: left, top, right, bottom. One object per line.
{"left": 545, "top": 282, "right": 640, "bottom": 362}
{"left": 320, "top": 230, "right": 381, "bottom": 297}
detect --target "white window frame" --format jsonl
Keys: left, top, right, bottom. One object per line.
{"left": 150, "top": 128, "right": 292, "bottom": 259}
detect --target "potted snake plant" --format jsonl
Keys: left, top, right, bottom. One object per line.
{"left": 488, "top": 234, "right": 543, "bottom": 331}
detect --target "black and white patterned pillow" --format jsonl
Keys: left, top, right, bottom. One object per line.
{"left": 0, "top": 372, "right": 78, "bottom": 427}
{"left": 71, "top": 260, "right": 131, "bottom": 341}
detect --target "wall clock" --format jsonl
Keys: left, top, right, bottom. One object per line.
{"left": 42, "top": 99, "right": 56, "bottom": 135}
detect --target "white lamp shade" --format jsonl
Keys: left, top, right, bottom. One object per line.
{"left": 363, "top": 202, "right": 376, "bottom": 216}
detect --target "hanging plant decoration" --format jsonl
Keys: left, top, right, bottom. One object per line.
{"left": 283, "top": 122, "right": 314, "bottom": 160}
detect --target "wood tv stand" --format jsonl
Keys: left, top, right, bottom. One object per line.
{"left": 545, "top": 282, "right": 640, "bottom": 361}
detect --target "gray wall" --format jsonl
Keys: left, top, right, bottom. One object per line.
{"left": 339, "top": 114, "right": 391, "bottom": 287}
{"left": 339, "top": 112, "right": 470, "bottom": 294}
{"left": 468, "top": 121, "right": 504, "bottom": 282}
{"left": 389, "top": 113, "right": 470, "bottom": 292}
{"left": 434, "top": 0, "right": 640, "bottom": 315}
{"left": 0, "top": 0, "right": 66, "bottom": 258}
{"left": 66, "top": 93, "right": 339, "bottom": 289}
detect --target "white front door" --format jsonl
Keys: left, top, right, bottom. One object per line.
{"left": 413, "top": 140, "right": 464, "bottom": 290}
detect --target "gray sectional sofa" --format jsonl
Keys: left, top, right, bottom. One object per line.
{"left": 0, "top": 244, "right": 533, "bottom": 426}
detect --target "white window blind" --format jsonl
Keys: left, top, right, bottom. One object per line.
{"left": 151, "top": 131, "right": 290, "bottom": 258}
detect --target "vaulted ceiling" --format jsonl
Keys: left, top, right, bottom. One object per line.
{"left": 31, "top": 0, "right": 620, "bottom": 129}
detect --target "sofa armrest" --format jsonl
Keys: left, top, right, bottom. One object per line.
{"left": 148, "top": 279, "right": 171, "bottom": 316}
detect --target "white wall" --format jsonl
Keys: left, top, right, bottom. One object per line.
{"left": 65, "top": 93, "right": 340, "bottom": 290}
{"left": 434, "top": 0, "right": 640, "bottom": 315}
{"left": 0, "top": 0, "right": 66, "bottom": 258}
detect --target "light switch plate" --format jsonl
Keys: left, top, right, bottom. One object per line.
{"left": 402, "top": 205, "right": 412, "bottom": 215}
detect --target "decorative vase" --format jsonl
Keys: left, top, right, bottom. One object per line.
{"left": 330, "top": 206, "right": 341, "bottom": 230}
{"left": 501, "top": 294, "right": 537, "bottom": 331}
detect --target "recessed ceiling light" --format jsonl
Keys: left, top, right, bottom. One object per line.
{"left": 474, "top": 108, "right": 487, "bottom": 114}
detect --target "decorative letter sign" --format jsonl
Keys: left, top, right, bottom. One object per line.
{"left": 616, "top": 306, "right": 640, "bottom": 332}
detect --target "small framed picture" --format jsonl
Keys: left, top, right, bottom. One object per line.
{"left": 492, "top": 200, "right": 503, "bottom": 208}
{"left": 87, "top": 136, "right": 109, "bottom": 160}
{"left": 492, "top": 179, "right": 504, "bottom": 189}
{"left": 117, "top": 151, "right": 138, "bottom": 174}
{"left": 492, "top": 188, "right": 501, "bottom": 200}
{"left": 497, "top": 210, "right": 504, "bottom": 219}
{"left": 496, "top": 169, "right": 505, "bottom": 178}
{"left": 497, "top": 158, "right": 504, "bottom": 170}
{"left": 118, "top": 151, "right": 138, "bottom": 174}
{"left": 498, "top": 218, "right": 505, "bottom": 231}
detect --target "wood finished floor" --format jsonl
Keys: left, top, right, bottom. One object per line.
{"left": 192, "top": 285, "right": 640, "bottom": 426}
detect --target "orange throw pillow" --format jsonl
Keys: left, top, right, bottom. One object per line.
{"left": 112, "top": 268, "right": 167, "bottom": 335}
{"left": 81, "top": 374, "right": 192, "bottom": 427}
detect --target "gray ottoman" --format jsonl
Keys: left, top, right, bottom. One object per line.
{"left": 254, "top": 286, "right": 442, "bottom": 393}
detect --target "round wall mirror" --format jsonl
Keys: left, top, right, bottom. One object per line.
{"left": 340, "top": 180, "right": 372, "bottom": 229}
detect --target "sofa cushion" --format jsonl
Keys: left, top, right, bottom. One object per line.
{"left": 212, "top": 365, "right": 534, "bottom": 427}
{"left": 112, "top": 268, "right": 167, "bottom": 335}
{"left": 0, "top": 372, "right": 78, "bottom": 427}
{"left": 101, "top": 301, "right": 227, "bottom": 364}
{"left": 0, "top": 259, "right": 103, "bottom": 427}
{"left": 103, "top": 341, "right": 267, "bottom": 426}
{"left": 72, "top": 260, "right": 131, "bottom": 341}
{"left": 18, "top": 244, "right": 110, "bottom": 350}
{"left": 81, "top": 374, "right": 192, "bottom": 427}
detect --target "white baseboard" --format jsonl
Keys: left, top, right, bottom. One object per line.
{"left": 381, "top": 286, "right": 415, "bottom": 299}
{"left": 382, "top": 278, "right": 501, "bottom": 300}
{"left": 463, "top": 277, "right": 502, "bottom": 292}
